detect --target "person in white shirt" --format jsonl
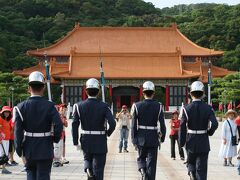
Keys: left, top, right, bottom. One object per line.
{"left": 219, "top": 109, "right": 238, "bottom": 167}
{"left": 116, "top": 105, "right": 131, "bottom": 153}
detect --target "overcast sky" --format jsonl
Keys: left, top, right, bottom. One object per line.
{"left": 143, "top": 0, "right": 240, "bottom": 8}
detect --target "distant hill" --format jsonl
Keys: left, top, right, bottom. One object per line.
{"left": 0, "top": 0, "right": 239, "bottom": 71}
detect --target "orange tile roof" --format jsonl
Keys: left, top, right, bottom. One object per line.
{"left": 15, "top": 52, "right": 232, "bottom": 82}
{"left": 27, "top": 24, "right": 223, "bottom": 57}
{"left": 13, "top": 63, "right": 62, "bottom": 84}
{"left": 182, "top": 62, "right": 233, "bottom": 83}
{"left": 14, "top": 63, "right": 45, "bottom": 76}
{"left": 53, "top": 52, "right": 199, "bottom": 79}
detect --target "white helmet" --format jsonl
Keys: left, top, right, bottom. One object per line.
{"left": 190, "top": 81, "right": 204, "bottom": 92}
{"left": 143, "top": 81, "right": 155, "bottom": 92}
{"left": 86, "top": 78, "right": 99, "bottom": 89}
{"left": 28, "top": 71, "right": 45, "bottom": 85}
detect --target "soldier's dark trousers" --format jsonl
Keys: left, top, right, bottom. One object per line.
{"left": 170, "top": 135, "right": 184, "bottom": 159}
{"left": 187, "top": 151, "right": 209, "bottom": 180}
{"left": 83, "top": 152, "right": 106, "bottom": 180}
{"left": 137, "top": 146, "right": 158, "bottom": 180}
{"left": 26, "top": 159, "right": 53, "bottom": 180}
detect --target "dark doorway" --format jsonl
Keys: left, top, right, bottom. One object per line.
{"left": 121, "top": 96, "right": 131, "bottom": 108}
{"left": 113, "top": 86, "right": 139, "bottom": 113}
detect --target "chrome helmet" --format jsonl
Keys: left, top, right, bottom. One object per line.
{"left": 28, "top": 71, "right": 45, "bottom": 85}
{"left": 143, "top": 81, "right": 155, "bottom": 92}
{"left": 86, "top": 78, "right": 99, "bottom": 89}
{"left": 190, "top": 81, "right": 204, "bottom": 92}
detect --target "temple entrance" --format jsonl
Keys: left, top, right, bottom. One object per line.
{"left": 120, "top": 96, "right": 131, "bottom": 108}
{"left": 112, "top": 86, "right": 139, "bottom": 113}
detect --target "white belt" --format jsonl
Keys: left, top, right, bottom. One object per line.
{"left": 81, "top": 130, "right": 106, "bottom": 135}
{"left": 138, "top": 125, "right": 158, "bottom": 130}
{"left": 187, "top": 129, "right": 207, "bottom": 134}
{"left": 25, "top": 132, "right": 51, "bottom": 137}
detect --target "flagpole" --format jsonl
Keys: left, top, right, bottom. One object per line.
{"left": 208, "top": 60, "right": 212, "bottom": 105}
{"left": 44, "top": 51, "right": 52, "bottom": 101}
{"left": 100, "top": 61, "right": 105, "bottom": 103}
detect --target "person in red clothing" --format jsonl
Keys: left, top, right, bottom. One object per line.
{"left": 59, "top": 104, "right": 69, "bottom": 164}
{"left": 0, "top": 106, "right": 12, "bottom": 174}
{"left": 169, "top": 110, "right": 184, "bottom": 160}
{"left": 9, "top": 117, "right": 18, "bottom": 166}
{"left": 53, "top": 104, "right": 68, "bottom": 167}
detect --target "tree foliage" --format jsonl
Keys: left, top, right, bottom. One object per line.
{"left": 211, "top": 72, "right": 240, "bottom": 107}
{"left": 0, "top": 1, "right": 239, "bottom": 72}
{"left": 0, "top": 72, "right": 29, "bottom": 107}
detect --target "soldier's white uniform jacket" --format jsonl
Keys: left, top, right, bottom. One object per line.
{"left": 131, "top": 99, "right": 166, "bottom": 147}
{"left": 14, "top": 96, "right": 63, "bottom": 159}
{"left": 179, "top": 99, "right": 218, "bottom": 153}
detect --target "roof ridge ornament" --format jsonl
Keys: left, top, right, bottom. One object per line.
{"left": 75, "top": 22, "right": 80, "bottom": 29}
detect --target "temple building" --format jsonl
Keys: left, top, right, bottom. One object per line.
{"left": 15, "top": 23, "right": 232, "bottom": 112}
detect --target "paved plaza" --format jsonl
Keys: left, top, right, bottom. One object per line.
{"left": 0, "top": 119, "right": 239, "bottom": 180}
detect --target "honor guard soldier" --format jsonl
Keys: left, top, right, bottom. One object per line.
{"left": 179, "top": 81, "right": 218, "bottom": 180}
{"left": 72, "top": 78, "right": 116, "bottom": 180}
{"left": 14, "top": 71, "right": 63, "bottom": 180}
{"left": 131, "top": 81, "right": 166, "bottom": 180}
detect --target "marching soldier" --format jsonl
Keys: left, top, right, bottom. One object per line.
{"left": 131, "top": 81, "right": 166, "bottom": 180}
{"left": 14, "top": 71, "right": 63, "bottom": 180}
{"left": 72, "top": 78, "right": 116, "bottom": 180}
{"left": 179, "top": 81, "right": 218, "bottom": 180}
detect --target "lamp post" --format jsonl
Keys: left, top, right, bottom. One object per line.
{"left": 9, "top": 86, "right": 14, "bottom": 108}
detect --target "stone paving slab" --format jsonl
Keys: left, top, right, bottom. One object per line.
{"left": 0, "top": 119, "right": 239, "bottom": 180}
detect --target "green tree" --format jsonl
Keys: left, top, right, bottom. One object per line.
{"left": 211, "top": 72, "right": 240, "bottom": 109}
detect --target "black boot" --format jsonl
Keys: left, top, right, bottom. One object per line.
{"left": 86, "top": 169, "right": 95, "bottom": 180}
{"left": 189, "top": 171, "right": 196, "bottom": 180}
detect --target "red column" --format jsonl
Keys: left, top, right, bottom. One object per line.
{"left": 165, "top": 85, "right": 169, "bottom": 111}
{"left": 109, "top": 85, "right": 112, "bottom": 97}
{"left": 116, "top": 96, "right": 121, "bottom": 109}
{"left": 139, "top": 85, "right": 143, "bottom": 100}
{"left": 82, "top": 85, "right": 87, "bottom": 100}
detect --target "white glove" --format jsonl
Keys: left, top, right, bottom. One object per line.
{"left": 75, "top": 145, "right": 81, "bottom": 151}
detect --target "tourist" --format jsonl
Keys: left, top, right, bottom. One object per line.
{"left": 61, "top": 104, "right": 69, "bottom": 165}
{"left": 53, "top": 104, "right": 68, "bottom": 167}
{"left": 116, "top": 105, "right": 131, "bottom": 153}
{"left": 219, "top": 109, "right": 238, "bottom": 167}
{"left": 131, "top": 81, "right": 166, "bottom": 180}
{"left": 179, "top": 81, "right": 218, "bottom": 180}
{"left": 72, "top": 78, "right": 116, "bottom": 180}
{"left": 169, "top": 110, "right": 184, "bottom": 160}
{"left": 9, "top": 113, "right": 18, "bottom": 166}
{"left": 0, "top": 106, "right": 12, "bottom": 174}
